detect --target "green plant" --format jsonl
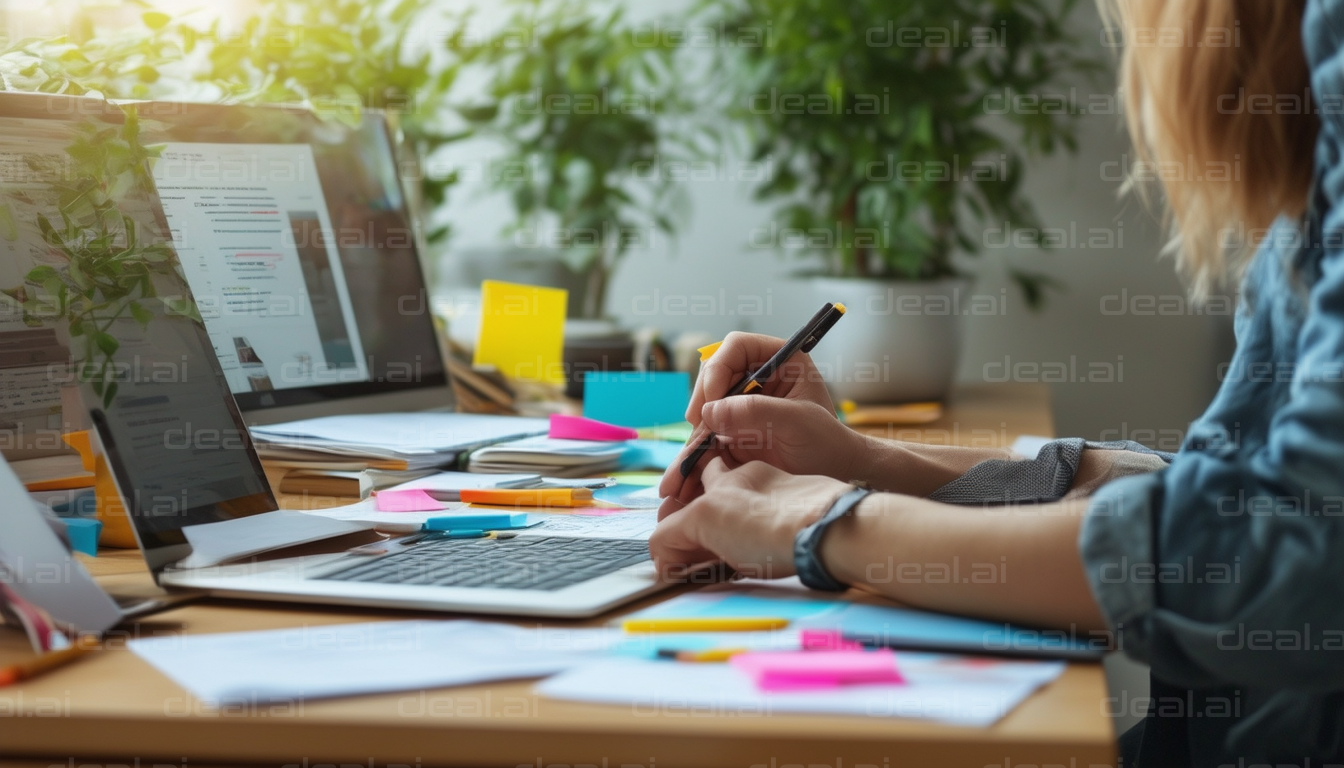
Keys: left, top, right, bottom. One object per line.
{"left": 192, "top": 0, "right": 467, "bottom": 243}
{"left": 1, "top": 0, "right": 467, "bottom": 244}
{"left": 703, "top": 0, "right": 1103, "bottom": 306}
{"left": 449, "top": 0, "right": 689, "bottom": 319}
{"left": 0, "top": 9, "right": 192, "bottom": 98}
{"left": 3, "top": 109, "right": 187, "bottom": 408}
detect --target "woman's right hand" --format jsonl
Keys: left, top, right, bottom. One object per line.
{"left": 686, "top": 332, "right": 836, "bottom": 423}
{"left": 657, "top": 332, "right": 871, "bottom": 516}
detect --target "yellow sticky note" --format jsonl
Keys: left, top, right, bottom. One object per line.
{"left": 474, "top": 280, "right": 568, "bottom": 384}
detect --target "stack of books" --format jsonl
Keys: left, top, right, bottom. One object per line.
{"left": 249, "top": 413, "right": 549, "bottom": 498}
{"left": 466, "top": 436, "right": 628, "bottom": 478}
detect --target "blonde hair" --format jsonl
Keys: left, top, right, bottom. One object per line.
{"left": 1107, "top": 0, "right": 1318, "bottom": 297}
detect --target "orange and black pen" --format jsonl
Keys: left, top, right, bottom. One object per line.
{"left": 679, "top": 302, "right": 847, "bottom": 478}
{"left": 0, "top": 635, "right": 99, "bottom": 687}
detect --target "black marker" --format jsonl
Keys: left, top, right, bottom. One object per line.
{"left": 679, "top": 302, "right": 847, "bottom": 478}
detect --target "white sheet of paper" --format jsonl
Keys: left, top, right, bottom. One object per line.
{"left": 396, "top": 471, "right": 541, "bottom": 499}
{"left": 536, "top": 653, "right": 1065, "bottom": 727}
{"left": 251, "top": 414, "right": 548, "bottom": 454}
{"left": 614, "top": 486, "right": 662, "bottom": 509}
{"left": 129, "top": 620, "right": 625, "bottom": 704}
{"left": 178, "top": 510, "right": 372, "bottom": 569}
{"left": 303, "top": 498, "right": 469, "bottom": 532}
{"left": 521, "top": 510, "right": 658, "bottom": 540}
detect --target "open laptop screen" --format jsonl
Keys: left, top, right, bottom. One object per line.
{"left": 0, "top": 92, "right": 275, "bottom": 572}
{"left": 128, "top": 101, "right": 449, "bottom": 420}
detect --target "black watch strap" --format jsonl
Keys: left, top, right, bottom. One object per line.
{"left": 793, "top": 486, "right": 872, "bottom": 592}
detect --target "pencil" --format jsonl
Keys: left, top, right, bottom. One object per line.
{"left": 0, "top": 635, "right": 99, "bottom": 687}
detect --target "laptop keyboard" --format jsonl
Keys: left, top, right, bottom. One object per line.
{"left": 320, "top": 536, "right": 651, "bottom": 591}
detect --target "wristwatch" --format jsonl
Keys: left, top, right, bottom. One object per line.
{"left": 793, "top": 486, "right": 872, "bottom": 592}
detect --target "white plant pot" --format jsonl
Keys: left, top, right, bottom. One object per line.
{"left": 808, "top": 277, "right": 969, "bottom": 404}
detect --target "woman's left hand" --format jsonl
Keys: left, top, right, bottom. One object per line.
{"left": 648, "top": 458, "right": 853, "bottom": 581}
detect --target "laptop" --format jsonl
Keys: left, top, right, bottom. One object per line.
{"left": 0, "top": 457, "right": 194, "bottom": 635}
{"left": 0, "top": 92, "right": 668, "bottom": 618}
{"left": 123, "top": 99, "right": 460, "bottom": 425}
{"left": 0, "top": 457, "right": 122, "bottom": 636}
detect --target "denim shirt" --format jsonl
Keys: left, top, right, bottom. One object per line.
{"left": 1076, "top": 1, "right": 1344, "bottom": 760}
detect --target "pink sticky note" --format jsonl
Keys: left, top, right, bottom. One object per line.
{"left": 573, "top": 506, "right": 634, "bottom": 517}
{"left": 375, "top": 489, "right": 448, "bottom": 513}
{"left": 731, "top": 650, "right": 904, "bottom": 692}
{"left": 800, "top": 629, "right": 863, "bottom": 652}
{"left": 549, "top": 413, "right": 639, "bottom": 442}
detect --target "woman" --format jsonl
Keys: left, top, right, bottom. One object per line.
{"left": 653, "top": 0, "right": 1338, "bottom": 763}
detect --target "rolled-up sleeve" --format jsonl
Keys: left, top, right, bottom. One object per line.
{"left": 1080, "top": 216, "right": 1344, "bottom": 692}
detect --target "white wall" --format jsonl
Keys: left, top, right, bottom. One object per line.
{"left": 434, "top": 0, "right": 1228, "bottom": 445}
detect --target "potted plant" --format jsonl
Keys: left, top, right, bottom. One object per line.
{"left": 446, "top": 0, "right": 689, "bottom": 321}
{"left": 701, "top": 0, "right": 1100, "bottom": 403}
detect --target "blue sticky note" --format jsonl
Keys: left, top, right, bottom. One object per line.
{"left": 826, "top": 603, "right": 1105, "bottom": 659}
{"left": 61, "top": 517, "right": 102, "bottom": 557}
{"left": 619, "top": 440, "right": 683, "bottom": 472}
{"left": 423, "top": 512, "right": 529, "bottom": 531}
{"left": 583, "top": 371, "right": 690, "bottom": 428}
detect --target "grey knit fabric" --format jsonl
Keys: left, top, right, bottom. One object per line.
{"left": 926, "top": 439, "right": 1174, "bottom": 506}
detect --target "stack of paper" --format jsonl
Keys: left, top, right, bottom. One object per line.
{"left": 250, "top": 413, "right": 548, "bottom": 471}
{"left": 276, "top": 467, "right": 439, "bottom": 498}
{"left": 468, "top": 436, "right": 627, "bottom": 477}
{"left": 395, "top": 471, "right": 543, "bottom": 500}
{"left": 11, "top": 453, "right": 95, "bottom": 491}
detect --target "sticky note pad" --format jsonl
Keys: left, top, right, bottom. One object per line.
{"left": 474, "top": 280, "right": 568, "bottom": 384}
{"left": 549, "top": 413, "right": 639, "bottom": 442}
{"left": 376, "top": 489, "right": 447, "bottom": 513}
{"left": 583, "top": 371, "right": 690, "bottom": 428}
{"left": 61, "top": 517, "right": 102, "bottom": 557}
{"left": 731, "top": 649, "right": 904, "bottom": 692}
{"left": 423, "top": 512, "right": 529, "bottom": 531}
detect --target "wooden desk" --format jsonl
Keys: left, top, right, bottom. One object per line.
{"left": 850, "top": 382, "right": 1055, "bottom": 447}
{"left": 0, "top": 384, "right": 1115, "bottom": 768}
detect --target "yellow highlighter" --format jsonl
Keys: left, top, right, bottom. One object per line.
{"left": 621, "top": 617, "right": 791, "bottom": 633}
{"left": 459, "top": 488, "right": 594, "bottom": 508}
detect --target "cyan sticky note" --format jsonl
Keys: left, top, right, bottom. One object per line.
{"left": 61, "top": 517, "right": 102, "bottom": 557}
{"left": 423, "top": 512, "right": 530, "bottom": 531}
{"left": 619, "top": 440, "right": 683, "bottom": 471}
{"left": 583, "top": 371, "right": 690, "bottom": 428}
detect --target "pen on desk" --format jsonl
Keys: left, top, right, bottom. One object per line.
{"left": 680, "top": 302, "right": 847, "bottom": 478}
{"left": 0, "top": 635, "right": 99, "bottom": 687}
{"left": 621, "top": 617, "right": 791, "bottom": 633}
